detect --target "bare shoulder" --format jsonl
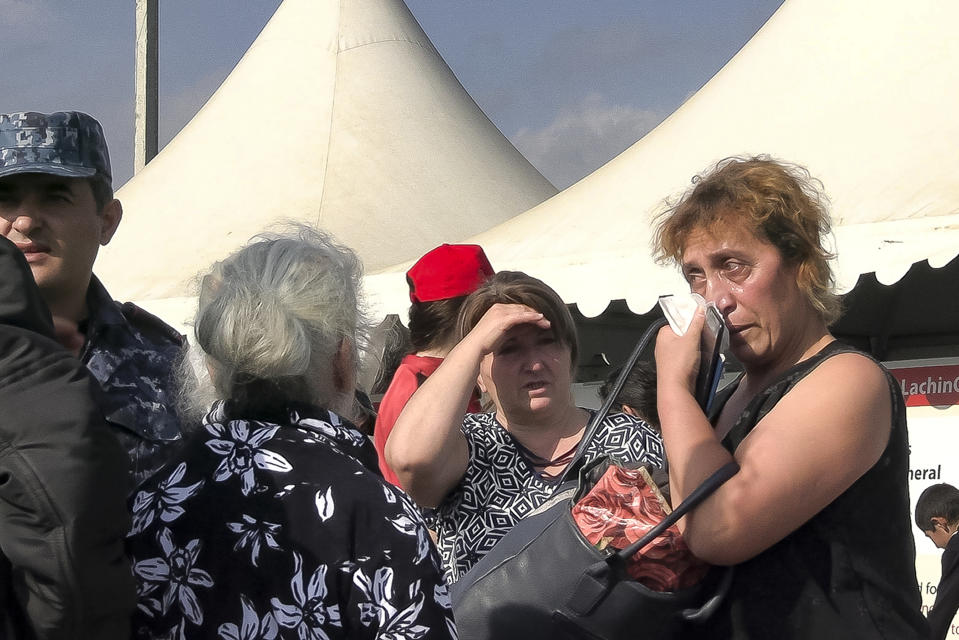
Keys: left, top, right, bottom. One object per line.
{"left": 794, "top": 350, "right": 889, "bottom": 405}
{"left": 749, "top": 349, "right": 892, "bottom": 464}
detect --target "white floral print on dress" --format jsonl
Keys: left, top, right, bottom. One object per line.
{"left": 204, "top": 420, "right": 292, "bottom": 495}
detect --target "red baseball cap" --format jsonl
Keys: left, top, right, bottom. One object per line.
{"left": 407, "top": 244, "right": 494, "bottom": 303}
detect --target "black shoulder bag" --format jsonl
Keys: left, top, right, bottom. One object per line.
{"left": 450, "top": 318, "right": 738, "bottom": 640}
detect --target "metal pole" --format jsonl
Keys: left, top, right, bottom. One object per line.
{"left": 134, "top": 0, "right": 158, "bottom": 173}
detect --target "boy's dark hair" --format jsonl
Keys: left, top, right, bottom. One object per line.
{"left": 408, "top": 295, "right": 467, "bottom": 353}
{"left": 599, "top": 362, "right": 659, "bottom": 430}
{"left": 915, "top": 483, "right": 959, "bottom": 531}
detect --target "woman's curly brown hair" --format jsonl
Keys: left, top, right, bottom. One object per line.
{"left": 653, "top": 155, "right": 840, "bottom": 325}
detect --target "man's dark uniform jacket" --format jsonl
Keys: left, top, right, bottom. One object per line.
{"left": 930, "top": 533, "right": 959, "bottom": 640}
{"left": 0, "top": 236, "right": 134, "bottom": 639}
{"left": 80, "top": 276, "right": 184, "bottom": 489}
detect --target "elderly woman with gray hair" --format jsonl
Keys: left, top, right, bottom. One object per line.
{"left": 126, "top": 227, "right": 456, "bottom": 640}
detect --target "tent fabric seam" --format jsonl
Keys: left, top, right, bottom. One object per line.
{"left": 338, "top": 36, "right": 433, "bottom": 55}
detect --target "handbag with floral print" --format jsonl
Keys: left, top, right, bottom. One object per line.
{"left": 571, "top": 463, "right": 709, "bottom": 593}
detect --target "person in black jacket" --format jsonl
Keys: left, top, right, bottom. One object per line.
{"left": 916, "top": 483, "right": 959, "bottom": 639}
{"left": 0, "top": 235, "right": 134, "bottom": 639}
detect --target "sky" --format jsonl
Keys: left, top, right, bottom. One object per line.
{"left": 0, "top": 0, "right": 784, "bottom": 190}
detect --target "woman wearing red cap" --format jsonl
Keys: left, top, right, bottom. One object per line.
{"left": 374, "top": 244, "right": 495, "bottom": 485}
{"left": 387, "top": 271, "right": 663, "bottom": 584}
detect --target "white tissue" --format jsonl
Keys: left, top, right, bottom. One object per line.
{"left": 657, "top": 293, "right": 706, "bottom": 336}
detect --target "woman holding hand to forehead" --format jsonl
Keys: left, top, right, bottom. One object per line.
{"left": 387, "top": 271, "right": 663, "bottom": 584}
{"left": 653, "top": 156, "right": 927, "bottom": 639}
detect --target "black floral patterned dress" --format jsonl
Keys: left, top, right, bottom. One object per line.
{"left": 127, "top": 401, "right": 457, "bottom": 640}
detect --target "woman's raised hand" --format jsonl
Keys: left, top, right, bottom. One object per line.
{"left": 655, "top": 305, "right": 705, "bottom": 396}
{"left": 464, "top": 303, "right": 551, "bottom": 356}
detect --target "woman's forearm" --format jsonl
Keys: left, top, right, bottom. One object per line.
{"left": 386, "top": 339, "right": 478, "bottom": 507}
{"left": 658, "top": 385, "right": 733, "bottom": 499}
{"left": 655, "top": 317, "right": 744, "bottom": 562}
{"left": 657, "top": 384, "right": 738, "bottom": 550}
{"left": 390, "top": 303, "right": 551, "bottom": 507}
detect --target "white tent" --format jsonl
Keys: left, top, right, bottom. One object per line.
{"left": 96, "top": 0, "right": 556, "bottom": 326}
{"left": 366, "top": 0, "right": 959, "bottom": 321}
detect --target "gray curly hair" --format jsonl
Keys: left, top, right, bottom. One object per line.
{"left": 178, "top": 225, "right": 370, "bottom": 422}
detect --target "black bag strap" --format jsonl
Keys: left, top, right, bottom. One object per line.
{"left": 555, "top": 316, "right": 740, "bottom": 622}
{"left": 564, "top": 460, "right": 739, "bottom": 617}
{"left": 557, "top": 317, "right": 668, "bottom": 486}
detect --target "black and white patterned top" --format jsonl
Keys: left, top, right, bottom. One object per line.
{"left": 127, "top": 401, "right": 457, "bottom": 640}
{"left": 427, "top": 411, "right": 664, "bottom": 584}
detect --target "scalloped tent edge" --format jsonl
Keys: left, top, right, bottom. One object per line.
{"left": 365, "top": 0, "right": 959, "bottom": 342}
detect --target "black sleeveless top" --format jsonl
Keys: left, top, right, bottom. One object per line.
{"left": 703, "top": 341, "right": 928, "bottom": 639}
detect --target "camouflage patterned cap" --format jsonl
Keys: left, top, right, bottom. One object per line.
{"left": 0, "top": 111, "right": 112, "bottom": 188}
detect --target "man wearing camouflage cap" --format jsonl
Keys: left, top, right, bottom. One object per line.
{"left": 0, "top": 111, "right": 183, "bottom": 489}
